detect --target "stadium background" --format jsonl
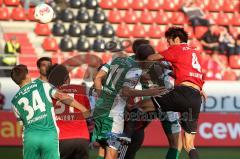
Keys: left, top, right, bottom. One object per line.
{"left": 0, "top": 0, "right": 239, "bottom": 158}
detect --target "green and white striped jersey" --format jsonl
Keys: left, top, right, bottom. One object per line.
{"left": 11, "top": 79, "right": 58, "bottom": 132}
{"left": 93, "top": 57, "right": 142, "bottom": 118}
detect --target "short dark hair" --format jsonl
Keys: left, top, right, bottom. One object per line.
{"left": 47, "top": 64, "right": 69, "bottom": 87}
{"left": 37, "top": 57, "right": 52, "bottom": 68}
{"left": 136, "top": 44, "right": 155, "bottom": 60}
{"left": 165, "top": 27, "right": 188, "bottom": 43}
{"left": 11, "top": 64, "right": 28, "bottom": 85}
{"left": 132, "top": 39, "right": 150, "bottom": 53}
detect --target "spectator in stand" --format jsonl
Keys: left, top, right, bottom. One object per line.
{"left": 181, "top": 0, "right": 213, "bottom": 32}
{"left": 235, "top": 34, "right": 240, "bottom": 54}
{"left": 200, "top": 24, "right": 219, "bottom": 54}
{"left": 2, "top": 36, "right": 21, "bottom": 76}
{"left": 218, "top": 26, "right": 235, "bottom": 57}
{"left": 3, "top": 36, "right": 21, "bottom": 66}
{"left": 0, "top": 83, "right": 5, "bottom": 110}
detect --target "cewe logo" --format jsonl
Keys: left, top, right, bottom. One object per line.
{"left": 199, "top": 122, "right": 240, "bottom": 140}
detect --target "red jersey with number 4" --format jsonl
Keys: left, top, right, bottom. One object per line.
{"left": 160, "top": 43, "right": 204, "bottom": 89}
{"left": 53, "top": 85, "right": 90, "bottom": 140}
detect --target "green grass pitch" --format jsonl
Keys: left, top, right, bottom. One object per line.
{"left": 0, "top": 147, "right": 239, "bottom": 159}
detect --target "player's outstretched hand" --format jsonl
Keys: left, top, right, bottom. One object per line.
{"left": 200, "top": 90, "right": 207, "bottom": 102}
{"left": 148, "top": 87, "right": 169, "bottom": 96}
{"left": 82, "top": 110, "right": 91, "bottom": 119}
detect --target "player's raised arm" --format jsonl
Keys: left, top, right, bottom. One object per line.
{"left": 94, "top": 66, "right": 108, "bottom": 96}
{"left": 122, "top": 86, "right": 167, "bottom": 97}
{"left": 53, "top": 90, "right": 90, "bottom": 118}
{"left": 121, "top": 68, "right": 168, "bottom": 97}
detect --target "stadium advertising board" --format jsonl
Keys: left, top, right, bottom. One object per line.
{"left": 0, "top": 111, "right": 239, "bottom": 147}
{"left": 0, "top": 111, "right": 22, "bottom": 146}
{"left": 201, "top": 81, "right": 240, "bottom": 112}
{"left": 144, "top": 113, "right": 240, "bottom": 147}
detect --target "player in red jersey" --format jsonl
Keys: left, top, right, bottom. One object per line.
{"left": 47, "top": 64, "right": 90, "bottom": 159}
{"left": 135, "top": 27, "right": 205, "bottom": 159}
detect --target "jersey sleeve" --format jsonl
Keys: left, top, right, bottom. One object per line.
{"left": 101, "top": 63, "right": 110, "bottom": 73}
{"left": 160, "top": 47, "right": 177, "bottom": 63}
{"left": 43, "top": 82, "right": 57, "bottom": 99}
{"left": 123, "top": 68, "right": 142, "bottom": 88}
{"left": 12, "top": 105, "right": 22, "bottom": 123}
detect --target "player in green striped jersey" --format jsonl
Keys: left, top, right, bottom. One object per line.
{"left": 11, "top": 64, "right": 89, "bottom": 159}
{"left": 92, "top": 45, "right": 167, "bottom": 159}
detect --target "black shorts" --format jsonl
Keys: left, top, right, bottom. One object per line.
{"left": 59, "top": 138, "right": 89, "bottom": 159}
{"left": 151, "top": 85, "right": 202, "bottom": 134}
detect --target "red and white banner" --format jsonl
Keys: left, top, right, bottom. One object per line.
{"left": 144, "top": 113, "right": 240, "bottom": 147}
{"left": 0, "top": 111, "right": 239, "bottom": 146}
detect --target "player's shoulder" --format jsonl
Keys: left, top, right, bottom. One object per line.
{"left": 125, "top": 67, "right": 142, "bottom": 79}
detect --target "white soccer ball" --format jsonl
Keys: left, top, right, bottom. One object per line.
{"left": 34, "top": 3, "right": 54, "bottom": 23}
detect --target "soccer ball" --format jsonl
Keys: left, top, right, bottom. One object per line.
{"left": 34, "top": 3, "right": 54, "bottom": 23}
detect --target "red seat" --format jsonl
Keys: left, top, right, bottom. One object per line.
{"left": 201, "top": 52, "right": 211, "bottom": 73}
{"left": 0, "top": 7, "right": 9, "bottom": 20}
{"left": 155, "top": 10, "right": 170, "bottom": 24}
{"left": 194, "top": 26, "right": 208, "bottom": 39}
{"left": 229, "top": 55, "right": 240, "bottom": 69}
{"left": 223, "top": 0, "right": 239, "bottom": 12}
{"left": 132, "top": 23, "right": 146, "bottom": 38}
{"left": 156, "top": 39, "right": 168, "bottom": 52}
{"left": 148, "top": 24, "right": 164, "bottom": 38}
{"left": 122, "top": 9, "right": 138, "bottom": 23}
{"left": 170, "top": 12, "right": 185, "bottom": 24}
{"left": 146, "top": 0, "right": 161, "bottom": 10}
{"left": 205, "top": 58, "right": 223, "bottom": 80}
{"left": 189, "top": 38, "right": 203, "bottom": 51}
{"left": 162, "top": 0, "right": 179, "bottom": 11}
{"left": 0, "top": 0, "right": 3, "bottom": 6}
{"left": 183, "top": 25, "right": 194, "bottom": 38}
{"left": 108, "top": 9, "right": 122, "bottom": 23}
{"left": 216, "top": 54, "right": 228, "bottom": 66}
{"left": 131, "top": 0, "right": 145, "bottom": 10}
{"left": 99, "top": 0, "right": 115, "bottom": 9}
{"left": 4, "top": 0, "right": 20, "bottom": 6}
{"left": 206, "top": 0, "right": 223, "bottom": 11}
{"left": 115, "top": 0, "right": 130, "bottom": 10}
{"left": 27, "top": 8, "right": 36, "bottom": 21}
{"left": 215, "top": 12, "right": 230, "bottom": 25}
{"left": 116, "top": 23, "right": 131, "bottom": 38}
{"left": 34, "top": 23, "right": 51, "bottom": 36}
{"left": 205, "top": 70, "right": 222, "bottom": 80}
{"left": 139, "top": 9, "right": 154, "bottom": 24}
{"left": 42, "top": 37, "right": 59, "bottom": 51}
{"left": 229, "top": 26, "right": 240, "bottom": 39}
{"left": 11, "top": 7, "right": 26, "bottom": 21}
{"left": 231, "top": 12, "right": 240, "bottom": 26}
{"left": 222, "top": 70, "right": 237, "bottom": 80}
{"left": 51, "top": 52, "right": 61, "bottom": 64}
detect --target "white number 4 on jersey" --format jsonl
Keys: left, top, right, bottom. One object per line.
{"left": 192, "top": 53, "right": 201, "bottom": 72}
